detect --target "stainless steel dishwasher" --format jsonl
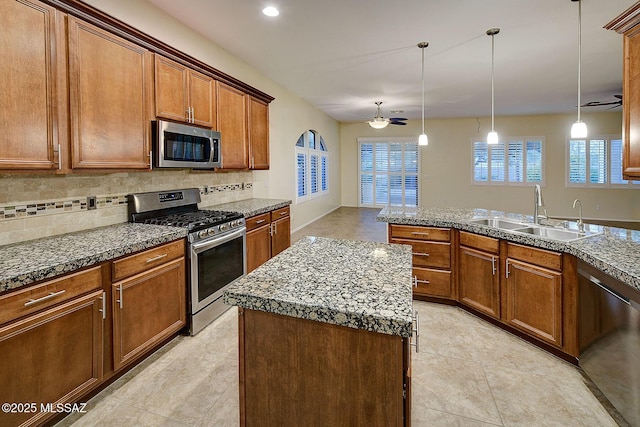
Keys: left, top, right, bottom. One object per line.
{"left": 578, "top": 261, "right": 640, "bottom": 426}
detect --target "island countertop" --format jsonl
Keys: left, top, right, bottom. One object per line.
{"left": 377, "top": 206, "right": 640, "bottom": 293}
{"left": 223, "top": 236, "right": 414, "bottom": 337}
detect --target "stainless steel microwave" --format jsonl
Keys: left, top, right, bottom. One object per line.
{"left": 153, "top": 120, "right": 221, "bottom": 169}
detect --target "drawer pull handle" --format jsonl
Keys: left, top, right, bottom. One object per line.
{"left": 280, "top": 211, "right": 287, "bottom": 216}
{"left": 411, "top": 232, "right": 429, "bottom": 236}
{"left": 24, "top": 290, "right": 66, "bottom": 307}
{"left": 411, "top": 310, "right": 420, "bottom": 353}
{"left": 146, "top": 253, "right": 168, "bottom": 263}
{"left": 255, "top": 219, "right": 266, "bottom": 224}
{"left": 412, "top": 252, "right": 430, "bottom": 257}
{"left": 416, "top": 279, "right": 430, "bottom": 284}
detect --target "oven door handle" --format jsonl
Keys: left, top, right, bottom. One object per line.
{"left": 190, "top": 227, "right": 246, "bottom": 254}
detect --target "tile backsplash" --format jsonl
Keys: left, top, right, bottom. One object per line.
{"left": 0, "top": 170, "right": 254, "bottom": 246}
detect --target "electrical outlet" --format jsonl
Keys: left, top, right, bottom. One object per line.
{"left": 87, "top": 196, "right": 97, "bottom": 210}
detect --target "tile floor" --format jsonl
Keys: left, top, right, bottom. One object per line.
{"left": 59, "top": 207, "right": 619, "bottom": 426}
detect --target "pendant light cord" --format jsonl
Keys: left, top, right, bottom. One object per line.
{"left": 577, "top": 0, "right": 582, "bottom": 123}
{"left": 421, "top": 45, "right": 425, "bottom": 135}
{"left": 491, "top": 33, "right": 495, "bottom": 132}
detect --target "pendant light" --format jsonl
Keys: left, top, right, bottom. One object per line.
{"left": 570, "top": 0, "right": 588, "bottom": 138}
{"left": 486, "top": 28, "right": 500, "bottom": 145}
{"left": 417, "top": 42, "right": 429, "bottom": 146}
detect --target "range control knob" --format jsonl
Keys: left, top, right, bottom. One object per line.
{"left": 198, "top": 230, "right": 208, "bottom": 239}
{"left": 207, "top": 228, "right": 216, "bottom": 236}
{"left": 219, "top": 223, "right": 228, "bottom": 231}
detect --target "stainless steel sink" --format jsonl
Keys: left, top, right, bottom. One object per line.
{"left": 513, "top": 226, "right": 598, "bottom": 241}
{"left": 468, "top": 217, "right": 602, "bottom": 242}
{"left": 468, "top": 217, "right": 526, "bottom": 230}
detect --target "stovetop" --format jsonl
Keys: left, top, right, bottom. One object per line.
{"left": 142, "top": 209, "right": 244, "bottom": 232}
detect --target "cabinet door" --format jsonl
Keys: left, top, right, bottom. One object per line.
{"left": 112, "top": 258, "right": 186, "bottom": 370}
{"left": 505, "top": 258, "right": 563, "bottom": 347}
{"left": 154, "top": 55, "right": 189, "bottom": 123}
{"left": 0, "top": 0, "right": 67, "bottom": 171}
{"left": 459, "top": 246, "right": 500, "bottom": 318}
{"left": 246, "top": 224, "right": 271, "bottom": 273}
{"left": 68, "top": 17, "right": 152, "bottom": 170}
{"left": 271, "top": 216, "right": 291, "bottom": 257}
{"left": 248, "top": 97, "right": 269, "bottom": 169}
{"left": 0, "top": 291, "right": 103, "bottom": 427}
{"left": 189, "top": 70, "right": 216, "bottom": 128}
{"left": 623, "top": 29, "right": 640, "bottom": 179}
{"left": 217, "top": 82, "right": 248, "bottom": 169}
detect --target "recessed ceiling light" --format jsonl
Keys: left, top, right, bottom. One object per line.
{"left": 263, "top": 6, "right": 279, "bottom": 17}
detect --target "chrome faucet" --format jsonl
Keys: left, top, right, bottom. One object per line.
{"left": 533, "top": 185, "right": 545, "bottom": 225}
{"left": 573, "top": 199, "right": 584, "bottom": 232}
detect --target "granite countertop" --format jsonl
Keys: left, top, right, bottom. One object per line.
{"left": 0, "top": 224, "right": 187, "bottom": 293}
{"left": 377, "top": 206, "right": 640, "bottom": 293}
{"left": 203, "top": 198, "right": 291, "bottom": 218}
{"left": 224, "top": 236, "right": 414, "bottom": 337}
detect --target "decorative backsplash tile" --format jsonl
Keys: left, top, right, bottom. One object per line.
{"left": 0, "top": 183, "right": 253, "bottom": 222}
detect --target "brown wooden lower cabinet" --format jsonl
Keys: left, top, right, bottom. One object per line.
{"left": 239, "top": 308, "right": 409, "bottom": 426}
{"left": 504, "top": 258, "right": 563, "bottom": 348}
{"left": 112, "top": 257, "right": 186, "bottom": 370}
{"left": 413, "top": 267, "right": 451, "bottom": 298}
{"left": 458, "top": 246, "right": 500, "bottom": 318}
{"left": 0, "top": 290, "right": 103, "bottom": 427}
{"left": 246, "top": 223, "right": 271, "bottom": 273}
{"left": 271, "top": 214, "right": 290, "bottom": 257}
{"left": 245, "top": 206, "right": 291, "bottom": 272}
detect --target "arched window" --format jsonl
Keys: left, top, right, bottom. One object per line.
{"left": 296, "top": 130, "right": 328, "bottom": 203}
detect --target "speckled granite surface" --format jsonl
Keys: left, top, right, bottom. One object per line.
{"left": 224, "top": 236, "right": 414, "bottom": 337}
{"left": 378, "top": 206, "right": 640, "bottom": 293}
{"left": 0, "top": 224, "right": 187, "bottom": 293}
{"left": 203, "top": 198, "right": 291, "bottom": 218}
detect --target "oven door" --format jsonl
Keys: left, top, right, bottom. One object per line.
{"left": 189, "top": 227, "right": 246, "bottom": 314}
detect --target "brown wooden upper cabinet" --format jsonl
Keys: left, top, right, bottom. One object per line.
{"left": 217, "top": 82, "right": 249, "bottom": 169}
{"left": 248, "top": 96, "right": 270, "bottom": 169}
{"left": 0, "top": 0, "right": 68, "bottom": 171}
{"left": 154, "top": 55, "right": 216, "bottom": 128}
{"left": 217, "top": 82, "right": 270, "bottom": 170}
{"left": 67, "top": 16, "right": 153, "bottom": 170}
{"left": 607, "top": 3, "right": 640, "bottom": 179}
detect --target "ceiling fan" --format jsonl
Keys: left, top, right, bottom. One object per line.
{"left": 581, "top": 94, "right": 622, "bottom": 109}
{"left": 368, "top": 101, "right": 408, "bottom": 129}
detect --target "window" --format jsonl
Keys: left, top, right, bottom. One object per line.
{"left": 473, "top": 137, "right": 544, "bottom": 185}
{"left": 358, "top": 138, "right": 419, "bottom": 207}
{"left": 296, "top": 130, "right": 328, "bottom": 203}
{"left": 567, "top": 136, "right": 639, "bottom": 188}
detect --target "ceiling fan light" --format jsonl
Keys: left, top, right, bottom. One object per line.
{"left": 570, "top": 121, "right": 587, "bottom": 138}
{"left": 418, "top": 133, "right": 429, "bottom": 146}
{"left": 369, "top": 119, "right": 389, "bottom": 129}
{"left": 487, "top": 130, "right": 499, "bottom": 145}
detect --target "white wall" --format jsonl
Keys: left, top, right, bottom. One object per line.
{"left": 341, "top": 111, "right": 640, "bottom": 221}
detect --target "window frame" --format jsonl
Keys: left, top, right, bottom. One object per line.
{"left": 471, "top": 136, "right": 545, "bottom": 186}
{"left": 357, "top": 137, "right": 420, "bottom": 208}
{"left": 296, "top": 130, "right": 329, "bottom": 204}
{"left": 566, "top": 134, "right": 638, "bottom": 189}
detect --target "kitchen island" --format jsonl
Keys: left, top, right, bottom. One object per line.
{"left": 223, "top": 236, "right": 414, "bottom": 427}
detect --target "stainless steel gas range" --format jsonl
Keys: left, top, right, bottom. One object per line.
{"left": 128, "top": 188, "right": 246, "bottom": 335}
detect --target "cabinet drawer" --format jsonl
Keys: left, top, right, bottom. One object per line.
{"left": 0, "top": 266, "right": 102, "bottom": 326}
{"left": 413, "top": 268, "right": 452, "bottom": 298}
{"left": 390, "top": 225, "right": 450, "bottom": 242}
{"left": 112, "top": 240, "right": 185, "bottom": 281}
{"left": 460, "top": 231, "right": 499, "bottom": 254}
{"left": 246, "top": 212, "right": 270, "bottom": 231}
{"left": 399, "top": 240, "right": 450, "bottom": 269}
{"left": 271, "top": 206, "right": 290, "bottom": 221}
{"left": 507, "top": 242, "right": 561, "bottom": 271}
